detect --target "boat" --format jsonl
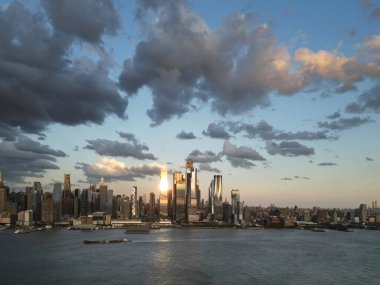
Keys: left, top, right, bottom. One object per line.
{"left": 14, "top": 230, "right": 20, "bottom": 234}
{"left": 150, "top": 225, "right": 161, "bottom": 230}
{"left": 311, "top": 228, "right": 325, "bottom": 232}
{"left": 125, "top": 225, "right": 150, "bottom": 234}
{"left": 83, "top": 238, "right": 130, "bottom": 244}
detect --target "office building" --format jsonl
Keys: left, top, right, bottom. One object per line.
{"left": 231, "top": 189, "right": 242, "bottom": 224}
{"left": 53, "top": 183, "right": 62, "bottom": 222}
{"left": 99, "top": 177, "right": 108, "bottom": 211}
{"left": 159, "top": 169, "right": 168, "bottom": 218}
{"left": 186, "top": 160, "right": 198, "bottom": 222}
{"left": 41, "top": 192, "right": 54, "bottom": 224}
{"left": 131, "top": 186, "right": 138, "bottom": 218}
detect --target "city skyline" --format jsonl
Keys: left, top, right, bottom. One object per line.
{"left": 0, "top": 0, "right": 379, "bottom": 208}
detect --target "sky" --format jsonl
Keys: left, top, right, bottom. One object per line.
{"left": 0, "top": 0, "right": 379, "bottom": 208}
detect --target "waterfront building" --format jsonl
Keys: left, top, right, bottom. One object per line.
{"left": 159, "top": 169, "right": 168, "bottom": 218}
{"left": 17, "top": 210, "right": 34, "bottom": 226}
{"left": 41, "top": 192, "right": 54, "bottom": 224}
{"left": 131, "top": 186, "right": 138, "bottom": 218}
{"left": 359, "top": 204, "right": 367, "bottom": 223}
{"left": 231, "top": 189, "right": 242, "bottom": 224}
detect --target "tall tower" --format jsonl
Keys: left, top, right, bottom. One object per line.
{"left": 231, "top": 189, "right": 241, "bottom": 224}
{"left": 131, "top": 186, "right": 138, "bottom": 218}
{"left": 99, "top": 177, "right": 108, "bottom": 211}
{"left": 64, "top": 174, "right": 71, "bottom": 191}
{"left": 214, "top": 175, "right": 223, "bottom": 220}
{"left": 186, "top": 159, "right": 198, "bottom": 222}
{"left": 159, "top": 168, "right": 168, "bottom": 218}
{"left": 62, "top": 174, "right": 74, "bottom": 217}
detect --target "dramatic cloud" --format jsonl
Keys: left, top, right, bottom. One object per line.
{"left": 318, "top": 162, "right": 337, "bottom": 166}
{"left": 42, "top": 0, "right": 120, "bottom": 43}
{"left": 84, "top": 139, "right": 157, "bottom": 160}
{"left": 346, "top": 84, "right": 380, "bottom": 113}
{"left": 0, "top": 2, "right": 127, "bottom": 139}
{"left": 14, "top": 136, "right": 66, "bottom": 157}
{"left": 0, "top": 136, "right": 65, "bottom": 182}
{"left": 223, "top": 141, "right": 265, "bottom": 168}
{"left": 176, "top": 131, "right": 197, "bottom": 140}
{"left": 186, "top": 150, "right": 222, "bottom": 163}
{"left": 318, "top": 117, "right": 370, "bottom": 130}
{"left": 78, "top": 157, "right": 164, "bottom": 181}
{"left": 117, "top": 1, "right": 380, "bottom": 126}
{"left": 199, "top": 163, "right": 221, "bottom": 173}
{"left": 202, "top": 123, "right": 231, "bottom": 140}
{"left": 266, "top": 141, "right": 315, "bottom": 157}
{"left": 228, "top": 120, "right": 332, "bottom": 141}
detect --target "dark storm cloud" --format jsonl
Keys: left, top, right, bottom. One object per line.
{"left": 317, "top": 117, "right": 370, "bottom": 130}
{"left": 176, "top": 131, "right": 197, "bottom": 140}
{"left": 366, "top": 157, "right": 374, "bottom": 161}
{"left": 14, "top": 136, "right": 66, "bottom": 157}
{"left": 318, "top": 162, "right": 337, "bottom": 166}
{"left": 223, "top": 141, "right": 265, "bottom": 169}
{"left": 228, "top": 120, "right": 332, "bottom": 141}
{"left": 186, "top": 150, "right": 222, "bottom": 163}
{"left": 0, "top": 137, "right": 64, "bottom": 182}
{"left": 266, "top": 141, "right": 315, "bottom": 157}
{"left": 42, "top": 0, "right": 120, "bottom": 43}
{"left": 199, "top": 163, "right": 221, "bottom": 173}
{"left": 78, "top": 159, "right": 163, "bottom": 182}
{"left": 346, "top": 84, "right": 380, "bottom": 113}
{"left": 84, "top": 139, "right": 157, "bottom": 160}
{"left": 0, "top": 2, "right": 127, "bottom": 139}
{"left": 202, "top": 123, "right": 232, "bottom": 140}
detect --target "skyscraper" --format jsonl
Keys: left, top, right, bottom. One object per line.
{"left": 53, "top": 183, "right": 62, "bottom": 222}
{"left": 173, "top": 171, "right": 186, "bottom": 222}
{"left": 62, "top": 174, "right": 74, "bottom": 217}
{"left": 159, "top": 168, "right": 168, "bottom": 218}
{"left": 209, "top": 175, "right": 223, "bottom": 220}
{"left": 41, "top": 192, "right": 54, "bottom": 224}
{"left": 131, "top": 186, "right": 138, "bottom": 218}
{"left": 231, "top": 189, "right": 242, "bottom": 224}
{"left": 99, "top": 177, "right": 108, "bottom": 211}
{"left": 186, "top": 160, "right": 198, "bottom": 222}
{"left": 149, "top": 192, "right": 156, "bottom": 216}
{"left": 359, "top": 204, "right": 367, "bottom": 223}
